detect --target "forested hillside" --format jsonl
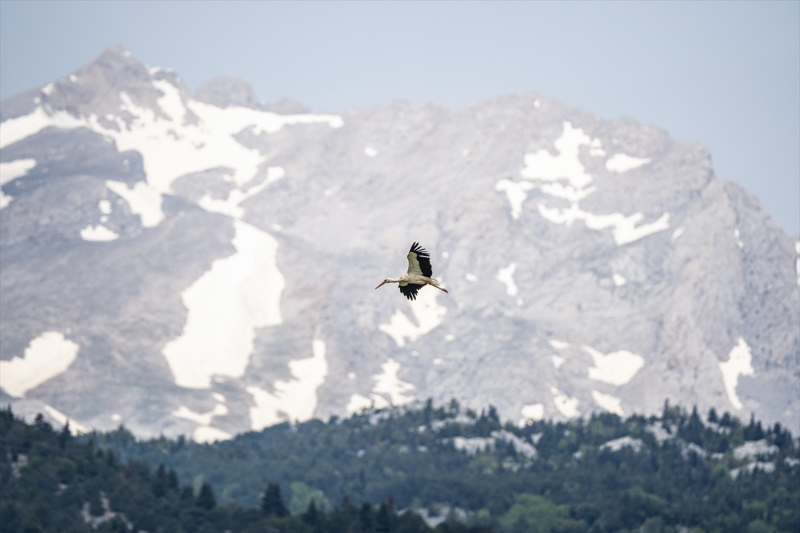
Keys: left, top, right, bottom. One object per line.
{"left": 2, "top": 402, "right": 798, "bottom": 532}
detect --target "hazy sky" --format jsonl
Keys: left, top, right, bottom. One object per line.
{"left": 1, "top": 1, "right": 798, "bottom": 234}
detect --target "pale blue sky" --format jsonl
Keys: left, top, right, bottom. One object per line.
{"left": 1, "top": 1, "right": 798, "bottom": 234}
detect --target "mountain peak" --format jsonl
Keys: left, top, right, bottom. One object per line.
{"left": 195, "top": 76, "right": 260, "bottom": 109}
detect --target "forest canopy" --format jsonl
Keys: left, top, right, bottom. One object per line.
{"left": 1, "top": 401, "right": 798, "bottom": 533}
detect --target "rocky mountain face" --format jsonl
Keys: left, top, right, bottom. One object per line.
{"left": 1, "top": 45, "right": 798, "bottom": 440}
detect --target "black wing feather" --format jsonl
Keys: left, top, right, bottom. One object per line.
{"left": 409, "top": 242, "right": 433, "bottom": 277}
{"left": 399, "top": 283, "right": 425, "bottom": 301}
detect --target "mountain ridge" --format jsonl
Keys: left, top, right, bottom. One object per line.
{"left": 1, "top": 44, "right": 797, "bottom": 440}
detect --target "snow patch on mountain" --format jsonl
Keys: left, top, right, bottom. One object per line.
{"left": 0, "top": 158, "right": 38, "bottom": 209}
{"left": 719, "top": 337, "right": 754, "bottom": 410}
{"left": 43, "top": 405, "right": 88, "bottom": 434}
{"left": 0, "top": 107, "right": 85, "bottom": 150}
{"left": 796, "top": 242, "right": 800, "bottom": 286}
{"left": 500, "top": 121, "right": 669, "bottom": 245}
{"left": 583, "top": 346, "right": 644, "bottom": 386}
{"left": 80, "top": 225, "right": 119, "bottom": 241}
{"left": 605, "top": 153, "right": 651, "bottom": 173}
{"left": 734, "top": 229, "right": 744, "bottom": 249}
{"left": 372, "top": 358, "right": 415, "bottom": 406}
{"left": 551, "top": 387, "right": 580, "bottom": 418}
{"left": 173, "top": 404, "right": 231, "bottom": 443}
{"left": 192, "top": 426, "right": 233, "bottom": 444}
{"left": 198, "top": 166, "right": 284, "bottom": 219}
{"left": 496, "top": 263, "right": 518, "bottom": 296}
{"left": 495, "top": 179, "right": 534, "bottom": 219}
{"left": 379, "top": 289, "right": 447, "bottom": 347}
{"left": 592, "top": 390, "right": 624, "bottom": 416}
{"left": 0, "top": 158, "right": 36, "bottom": 185}
{"left": 493, "top": 430, "right": 537, "bottom": 458}
{"left": 346, "top": 394, "right": 374, "bottom": 414}
{"left": 0, "top": 79, "right": 342, "bottom": 213}
{"left": 520, "top": 404, "right": 544, "bottom": 424}
{"left": 0, "top": 332, "right": 79, "bottom": 398}
{"left": 105, "top": 180, "right": 164, "bottom": 228}
{"left": 538, "top": 204, "right": 670, "bottom": 246}
{"left": 247, "top": 340, "right": 329, "bottom": 430}
{"left": 520, "top": 122, "right": 593, "bottom": 189}
{"left": 163, "top": 220, "right": 284, "bottom": 388}
{"left": 173, "top": 404, "right": 228, "bottom": 426}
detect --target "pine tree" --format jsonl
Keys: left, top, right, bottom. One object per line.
{"left": 375, "top": 500, "right": 394, "bottom": 532}
{"left": 196, "top": 482, "right": 216, "bottom": 510}
{"left": 262, "top": 483, "right": 289, "bottom": 517}
{"left": 303, "top": 499, "right": 321, "bottom": 527}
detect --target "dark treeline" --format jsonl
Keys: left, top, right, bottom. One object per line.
{"left": 0, "top": 407, "right": 472, "bottom": 533}
{"left": 2, "top": 401, "right": 799, "bottom": 533}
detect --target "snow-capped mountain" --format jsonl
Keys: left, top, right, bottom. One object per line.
{"left": 1, "top": 45, "right": 798, "bottom": 439}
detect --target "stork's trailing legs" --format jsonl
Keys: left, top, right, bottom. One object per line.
{"left": 426, "top": 281, "right": 448, "bottom": 293}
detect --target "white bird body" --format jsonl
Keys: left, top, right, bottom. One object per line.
{"left": 376, "top": 243, "right": 448, "bottom": 300}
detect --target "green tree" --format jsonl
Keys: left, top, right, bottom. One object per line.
{"left": 261, "top": 483, "right": 289, "bottom": 517}
{"left": 500, "top": 494, "right": 568, "bottom": 533}
{"left": 196, "top": 481, "right": 216, "bottom": 510}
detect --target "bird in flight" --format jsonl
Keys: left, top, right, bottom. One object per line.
{"left": 375, "top": 242, "right": 448, "bottom": 300}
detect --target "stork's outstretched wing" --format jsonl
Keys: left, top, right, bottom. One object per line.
{"left": 407, "top": 242, "right": 432, "bottom": 277}
{"left": 399, "top": 282, "right": 425, "bottom": 301}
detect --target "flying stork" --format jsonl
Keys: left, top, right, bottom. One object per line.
{"left": 375, "top": 242, "right": 449, "bottom": 300}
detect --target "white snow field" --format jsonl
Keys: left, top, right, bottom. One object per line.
{"left": 0, "top": 77, "right": 343, "bottom": 228}
{"left": 0, "top": 158, "right": 36, "bottom": 184}
{"left": 551, "top": 387, "right": 580, "bottom": 418}
{"left": 537, "top": 204, "right": 671, "bottom": 246}
{"left": 0, "top": 158, "right": 37, "bottom": 209}
{"left": 80, "top": 224, "right": 119, "bottom": 241}
{"left": 519, "top": 403, "right": 545, "bottom": 424}
{"left": 43, "top": 405, "right": 89, "bottom": 434}
{"left": 494, "top": 179, "right": 534, "bottom": 219}
{"left": 247, "top": 340, "right": 329, "bottom": 430}
{"left": 496, "top": 263, "right": 518, "bottom": 296}
{"left": 496, "top": 122, "right": 669, "bottom": 245}
{"left": 0, "top": 332, "right": 79, "bottom": 398}
{"left": 795, "top": 242, "right": 800, "bottom": 286}
{"left": 592, "top": 390, "right": 624, "bottom": 416}
{"left": 583, "top": 345, "right": 645, "bottom": 386}
{"left": 163, "top": 220, "right": 284, "bottom": 389}
{"left": 172, "top": 404, "right": 232, "bottom": 443}
{"left": 719, "top": 337, "right": 755, "bottom": 410}
{"left": 105, "top": 180, "right": 164, "bottom": 228}
{"left": 379, "top": 289, "right": 447, "bottom": 347}
{"left": 605, "top": 153, "right": 651, "bottom": 173}
{"left": 346, "top": 394, "right": 375, "bottom": 414}
{"left": 372, "top": 358, "right": 415, "bottom": 406}
{"left": 198, "top": 166, "right": 284, "bottom": 219}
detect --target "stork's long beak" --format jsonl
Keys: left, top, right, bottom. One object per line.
{"left": 375, "top": 281, "right": 386, "bottom": 290}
